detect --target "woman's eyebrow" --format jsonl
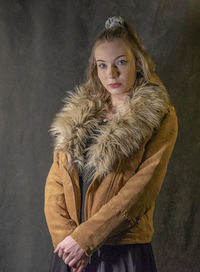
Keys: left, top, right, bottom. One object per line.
{"left": 96, "top": 54, "right": 127, "bottom": 62}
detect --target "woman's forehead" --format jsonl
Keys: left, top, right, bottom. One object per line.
{"left": 94, "top": 39, "right": 133, "bottom": 61}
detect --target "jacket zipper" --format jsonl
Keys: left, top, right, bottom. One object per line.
{"left": 84, "top": 164, "right": 121, "bottom": 220}
{"left": 84, "top": 172, "right": 99, "bottom": 221}
{"left": 104, "top": 171, "right": 117, "bottom": 204}
{"left": 104, "top": 161, "right": 122, "bottom": 203}
{"left": 63, "top": 165, "right": 80, "bottom": 225}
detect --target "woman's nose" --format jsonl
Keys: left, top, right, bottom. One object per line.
{"left": 108, "top": 65, "right": 119, "bottom": 78}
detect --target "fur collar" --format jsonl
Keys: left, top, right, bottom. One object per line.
{"left": 49, "top": 82, "right": 170, "bottom": 178}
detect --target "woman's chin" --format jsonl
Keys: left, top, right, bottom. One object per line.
{"left": 106, "top": 87, "right": 130, "bottom": 97}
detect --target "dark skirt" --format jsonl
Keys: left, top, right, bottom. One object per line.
{"left": 49, "top": 243, "right": 157, "bottom": 272}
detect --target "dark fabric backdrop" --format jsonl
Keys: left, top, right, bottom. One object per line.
{"left": 0, "top": 0, "right": 199, "bottom": 271}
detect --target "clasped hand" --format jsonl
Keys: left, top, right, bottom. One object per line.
{"left": 54, "top": 235, "right": 89, "bottom": 272}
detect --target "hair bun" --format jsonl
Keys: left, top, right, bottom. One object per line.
{"left": 105, "top": 16, "right": 124, "bottom": 29}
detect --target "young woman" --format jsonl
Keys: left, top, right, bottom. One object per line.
{"left": 45, "top": 16, "right": 178, "bottom": 272}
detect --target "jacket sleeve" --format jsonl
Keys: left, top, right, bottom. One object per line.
{"left": 44, "top": 151, "right": 77, "bottom": 248}
{"left": 70, "top": 105, "right": 178, "bottom": 256}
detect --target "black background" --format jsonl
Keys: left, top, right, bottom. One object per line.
{"left": 0, "top": 1, "right": 199, "bottom": 271}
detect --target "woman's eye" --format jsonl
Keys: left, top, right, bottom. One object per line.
{"left": 118, "top": 60, "right": 127, "bottom": 65}
{"left": 98, "top": 63, "right": 106, "bottom": 69}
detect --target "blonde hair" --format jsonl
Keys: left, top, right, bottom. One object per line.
{"left": 84, "top": 20, "right": 165, "bottom": 101}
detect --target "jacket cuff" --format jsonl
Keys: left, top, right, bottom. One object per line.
{"left": 70, "top": 230, "right": 95, "bottom": 256}
{"left": 69, "top": 208, "right": 135, "bottom": 256}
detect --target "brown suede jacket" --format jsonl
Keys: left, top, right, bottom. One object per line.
{"left": 44, "top": 82, "right": 178, "bottom": 256}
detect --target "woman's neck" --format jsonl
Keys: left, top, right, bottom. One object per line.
{"left": 104, "top": 93, "right": 129, "bottom": 121}
{"left": 111, "top": 93, "right": 129, "bottom": 111}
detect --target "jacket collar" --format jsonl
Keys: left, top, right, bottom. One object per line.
{"left": 50, "top": 82, "right": 170, "bottom": 178}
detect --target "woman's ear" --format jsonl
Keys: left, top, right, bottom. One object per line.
{"left": 136, "top": 66, "right": 143, "bottom": 78}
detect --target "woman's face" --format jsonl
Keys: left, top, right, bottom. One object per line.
{"left": 94, "top": 38, "right": 136, "bottom": 97}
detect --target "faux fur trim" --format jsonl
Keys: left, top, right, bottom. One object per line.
{"left": 49, "top": 83, "right": 170, "bottom": 178}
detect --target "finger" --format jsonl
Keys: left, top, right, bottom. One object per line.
{"left": 76, "top": 264, "right": 85, "bottom": 272}
{"left": 58, "top": 248, "right": 64, "bottom": 259}
{"left": 72, "top": 268, "right": 79, "bottom": 272}
{"left": 69, "top": 257, "right": 80, "bottom": 267}
{"left": 72, "top": 256, "right": 89, "bottom": 269}
{"left": 54, "top": 246, "right": 59, "bottom": 253}
{"left": 62, "top": 252, "right": 69, "bottom": 262}
{"left": 64, "top": 253, "right": 73, "bottom": 265}
{"left": 68, "top": 251, "right": 85, "bottom": 267}
{"left": 72, "top": 267, "right": 80, "bottom": 272}
{"left": 72, "top": 260, "right": 81, "bottom": 269}
{"left": 72, "top": 266, "right": 80, "bottom": 272}
{"left": 71, "top": 258, "right": 88, "bottom": 272}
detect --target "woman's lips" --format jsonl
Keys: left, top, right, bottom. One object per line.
{"left": 108, "top": 83, "right": 121, "bottom": 88}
